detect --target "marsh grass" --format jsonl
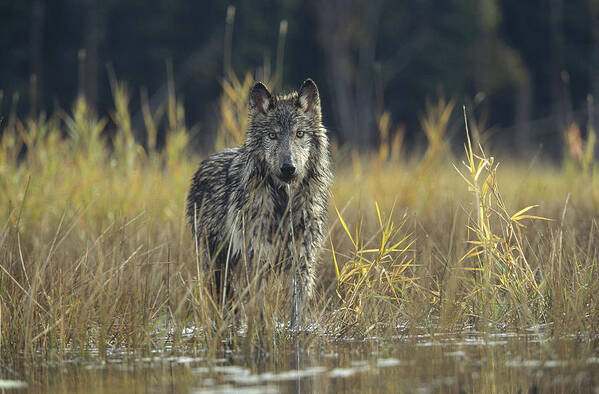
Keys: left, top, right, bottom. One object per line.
{"left": 1, "top": 70, "right": 598, "bottom": 370}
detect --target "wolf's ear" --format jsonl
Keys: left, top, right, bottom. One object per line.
{"left": 250, "top": 82, "right": 273, "bottom": 115}
{"left": 297, "top": 79, "right": 321, "bottom": 119}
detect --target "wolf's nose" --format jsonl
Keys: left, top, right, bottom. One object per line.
{"left": 281, "top": 163, "right": 296, "bottom": 178}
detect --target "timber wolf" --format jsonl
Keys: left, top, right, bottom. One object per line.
{"left": 187, "top": 79, "right": 332, "bottom": 326}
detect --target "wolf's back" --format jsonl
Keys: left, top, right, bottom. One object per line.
{"left": 186, "top": 147, "right": 242, "bottom": 247}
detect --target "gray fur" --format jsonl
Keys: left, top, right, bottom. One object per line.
{"left": 187, "top": 79, "right": 332, "bottom": 325}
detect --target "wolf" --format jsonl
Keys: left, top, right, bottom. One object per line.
{"left": 187, "top": 79, "right": 332, "bottom": 326}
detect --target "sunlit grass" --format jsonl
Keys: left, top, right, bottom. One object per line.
{"left": 0, "top": 70, "right": 598, "bottom": 367}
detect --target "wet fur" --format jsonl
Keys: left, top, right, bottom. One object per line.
{"left": 187, "top": 79, "right": 332, "bottom": 323}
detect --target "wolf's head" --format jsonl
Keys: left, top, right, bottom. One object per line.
{"left": 246, "top": 79, "right": 326, "bottom": 185}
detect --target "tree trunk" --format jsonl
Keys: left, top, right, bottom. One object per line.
{"left": 29, "top": 0, "right": 45, "bottom": 118}
{"left": 83, "top": 0, "right": 99, "bottom": 111}
{"left": 515, "top": 71, "right": 533, "bottom": 153}
{"left": 590, "top": 0, "right": 599, "bottom": 132}
{"left": 549, "top": 0, "right": 568, "bottom": 129}
{"left": 356, "top": 0, "right": 382, "bottom": 146}
{"left": 314, "top": 0, "right": 355, "bottom": 145}
{"left": 314, "top": 0, "right": 381, "bottom": 148}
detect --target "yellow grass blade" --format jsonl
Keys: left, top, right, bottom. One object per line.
{"left": 330, "top": 235, "right": 340, "bottom": 280}
{"left": 458, "top": 246, "right": 483, "bottom": 264}
{"left": 452, "top": 163, "right": 474, "bottom": 188}
{"left": 515, "top": 215, "right": 553, "bottom": 221}
{"left": 390, "top": 237, "right": 415, "bottom": 253}
{"left": 375, "top": 201, "right": 383, "bottom": 229}
{"left": 396, "top": 258, "right": 415, "bottom": 274}
{"left": 335, "top": 204, "right": 355, "bottom": 247}
{"left": 357, "top": 249, "right": 383, "bottom": 254}
{"left": 511, "top": 205, "right": 554, "bottom": 223}
{"left": 510, "top": 205, "right": 539, "bottom": 220}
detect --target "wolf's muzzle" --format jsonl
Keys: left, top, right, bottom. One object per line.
{"left": 280, "top": 163, "right": 296, "bottom": 183}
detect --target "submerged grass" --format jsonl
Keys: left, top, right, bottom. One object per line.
{"left": 1, "top": 72, "right": 598, "bottom": 369}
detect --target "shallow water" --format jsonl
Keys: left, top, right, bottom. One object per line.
{"left": 5, "top": 331, "right": 599, "bottom": 393}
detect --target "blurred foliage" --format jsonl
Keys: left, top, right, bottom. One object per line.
{"left": 216, "top": 73, "right": 255, "bottom": 151}
{"left": 0, "top": 69, "right": 598, "bottom": 363}
{"left": 1, "top": 0, "right": 598, "bottom": 153}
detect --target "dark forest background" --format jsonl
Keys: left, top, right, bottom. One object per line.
{"left": 1, "top": 0, "right": 598, "bottom": 155}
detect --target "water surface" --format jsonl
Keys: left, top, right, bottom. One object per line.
{"left": 5, "top": 330, "right": 599, "bottom": 393}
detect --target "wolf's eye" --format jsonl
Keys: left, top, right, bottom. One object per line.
{"left": 296, "top": 130, "right": 304, "bottom": 138}
{"left": 268, "top": 132, "right": 277, "bottom": 140}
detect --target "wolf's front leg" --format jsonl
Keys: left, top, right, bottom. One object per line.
{"left": 290, "top": 259, "right": 315, "bottom": 329}
{"left": 290, "top": 271, "right": 301, "bottom": 330}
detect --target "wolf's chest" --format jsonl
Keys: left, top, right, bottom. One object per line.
{"left": 253, "top": 188, "right": 305, "bottom": 239}
{"left": 226, "top": 188, "right": 307, "bottom": 259}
